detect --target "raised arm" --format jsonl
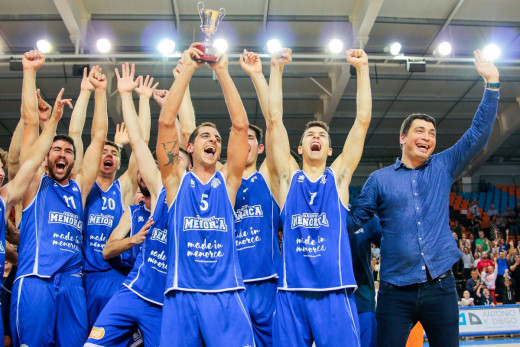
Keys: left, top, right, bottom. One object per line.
{"left": 210, "top": 54, "right": 249, "bottom": 203}
{"left": 240, "top": 49, "right": 269, "bottom": 120}
{"left": 134, "top": 74, "right": 157, "bottom": 145}
{"left": 3, "top": 88, "right": 69, "bottom": 211}
{"left": 117, "top": 63, "right": 162, "bottom": 207}
{"left": 8, "top": 119, "right": 24, "bottom": 181}
{"left": 157, "top": 47, "right": 203, "bottom": 204}
{"left": 69, "top": 67, "right": 94, "bottom": 175}
{"left": 20, "top": 50, "right": 45, "bottom": 165}
{"left": 173, "top": 60, "right": 197, "bottom": 148}
{"left": 111, "top": 123, "right": 137, "bottom": 208}
{"left": 331, "top": 49, "right": 371, "bottom": 205}
{"left": 77, "top": 66, "right": 108, "bottom": 204}
{"left": 267, "top": 48, "right": 297, "bottom": 206}
{"left": 103, "top": 209, "right": 152, "bottom": 260}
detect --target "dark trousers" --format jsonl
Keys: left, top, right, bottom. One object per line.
{"left": 376, "top": 274, "right": 459, "bottom": 347}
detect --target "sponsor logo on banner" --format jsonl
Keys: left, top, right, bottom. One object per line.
{"left": 458, "top": 306, "right": 520, "bottom": 335}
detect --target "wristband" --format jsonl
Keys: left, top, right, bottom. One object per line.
{"left": 485, "top": 82, "right": 500, "bottom": 89}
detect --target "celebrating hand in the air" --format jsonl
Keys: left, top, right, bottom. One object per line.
{"left": 173, "top": 59, "right": 184, "bottom": 79}
{"left": 36, "top": 89, "right": 52, "bottom": 123}
{"left": 239, "top": 49, "right": 262, "bottom": 75}
{"left": 271, "top": 48, "right": 292, "bottom": 67}
{"left": 51, "top": 88, "right": 73, "bottom": 121}
{"left": 114, "top": 123, "right": 130, "bottom": 146}
{"left": 153, "top": 89, "right": 168, "bottom": 109}
{"left": 131, "top": 218, "right": 154, "bottom": 245}
{"left": 89, "top": 66, "right": 107, "bottom": 91}
{"left": 346, "top": 49, "right": 369, "bottom": 69}
{"left": 22, "top": 50, "right": 45, "bottom": 71}
{"left": 135, "top": 75, "right": 158, "bottom": 99}
{"left": 474, "top": 49, "right": 499, "bottom": 84}
{"left": 208, "top": 52, "right": 228, "bottom": 73}
{"left": 186, "top": 43, "right": 206, "bottom": 70}
{"left": 80, "top": 67, "right": 95, "bottom": 92}
{"left": 115, "top": 62, "right": 142, "bottom": 95}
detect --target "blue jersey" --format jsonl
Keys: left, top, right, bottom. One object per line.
{"left": 83, "top": 180, "right": 125, "bottom": 272}
{"left": 165, "top": 171, "right": 244, "bottom": 293}
{"left": 16, "top": 174, "right": 83, "bottom": 280}
{"left": 0, "top": 198, "right": 6, "bottom": 279}
{"left": 126, "top": 202, "right": 151, "bottom": 266}
{"left": 124, "top": 188, "right": 169, "bottom": 305}
{"left": 279, "top": 168, "right": 356, "bottom": 291}
{"left": 234, "top": 171, "right": 280, "bottom": 282}
{"left": 348, "top": 216, "right": 382, "bottom": 313}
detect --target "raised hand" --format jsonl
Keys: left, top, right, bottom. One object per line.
{"left": 346, "top": 49, "right": 369, "bottom": 69}
{"left": 474, "top": 49, "right": 499, "bottom": 84}
{"left": 153, "top": 89, "right": 168, "bottom": 108}
{"left": 89, "top": 65, "right": 107, "bottom": 91}
{"left": 239, "top": 49, "right": 262, "bottom": 75}
{"left": 36, "top": 89, "right": 52, "bottom": 123}
{"left": 51, "top": 88, "right": 73, "bottom": 121}
{"left": 131, "top": 218, "right": 153, "bottom": 245}
{"left": 114, "top": 122, "right": 130, "bottom": 146}
{"left": 186, "top": 43, "right": 206, "bottom": 70}
{"left": 271, "top": 48, "right": 292, "bottom": 67}
{"left": 80, "top": 67, "right": 95, "bottom": 92}
{"left": 115, "top": 62, "right": 142, "bottom": 94}
{"left": 208, "top": 52, "right": 228, "bottom": 72}
{"left": 173, "top": 58, "right": 184, "bottom": 79}
{"left": 22, "top": 50, "right": 45, "bottom": 71}
{"left": 135, "top": 75, "right": 158, "bottom": 99}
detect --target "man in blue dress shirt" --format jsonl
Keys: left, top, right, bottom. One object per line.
{"left": 348, "top": 49, "right": 500, "bottom": 347}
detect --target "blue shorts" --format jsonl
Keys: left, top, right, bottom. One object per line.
{"left": 84, "top": 269, "right": 126, "bottom": 330}
{"left": 358, "top": 311, "right": 377, "bottom": 347}
{"left": 10, "top": 274, "right": 88, "bottom": 346}
{"left": 273, "top": 289, "right": 360, "bottom": 347}
{"left": 161, "top": 290, "right": 255, "bottom": 347}
{"left": 244, "top": 279, "right": 277, "bottom": 347}
{"left": 85, "top": 286, "right": 161, "bottom": 347}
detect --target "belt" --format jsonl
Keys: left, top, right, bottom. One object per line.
{"left": 428, "top": 269, "right": 452, "bottom": 282}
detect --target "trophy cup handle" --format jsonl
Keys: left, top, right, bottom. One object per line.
{"left": 197, "top": 2, "right": 205, "bottom": 21}
{"left": 219, "top": 8, "right": 226, "bottom": 19}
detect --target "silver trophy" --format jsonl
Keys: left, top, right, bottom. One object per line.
{"left": 196, "top": 2, "right": 226, "bottom": 63}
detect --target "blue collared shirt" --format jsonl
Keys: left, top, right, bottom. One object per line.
{"left": 349, "top": 89, "right": 499, "bottom": 286}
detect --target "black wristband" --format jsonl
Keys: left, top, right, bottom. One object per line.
{"left": 485, "top": 82, "right": 500, "bottom": 89}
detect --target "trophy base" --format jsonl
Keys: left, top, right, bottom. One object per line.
{"left": 194, "top": 44, "right": 217, "bottom": 63}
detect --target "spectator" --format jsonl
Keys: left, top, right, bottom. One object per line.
{"left": 371, "top": 257, "right": 380, "bottom": 280}
{"left": 508, "top": 240, "right": 519, "bottom": 266}
{"left": 473, "top": 251, "right": 481, "bottom": 273}
{"left": 460, "top": 290, "right": 475, "bottom": 306}
{"left": 476, "top": 251, "right": 494, "bottom": 275}
{"left": 499, "top": 274, "right": 516, "bottom": 304}
{"left": 507, "top": 209, "right": 518, "bottom": 238}
{"left": 481, "top": 264, "right": 498, "bottom": 303}
{"left": 460, "top": 246, "right": 474, "bottom": 280}
{"left": 476, "top": 286, "right": 495, "bottom": 307}
{"left": 371, "top": 243, "right": 380, "bottom": 260}
{"left": 469, "top": 233, "right": 476, "bottom": 254}
{"left": 509, "top": 254, "right": 520, "bottom": 301}
{"left": 466, "top": 270, "right": 481, "bottom": 299}
{"left": 495, "top": 242, "right": 509, "bottom": 293}
{"left": 452, "top": 220, "right": 462, "bottom": 240}
{"left": 488, "top": 203, "right": 499, "bottom": 224}
{"left": 470, "top": 215, "right": 482, "bottom": 236}
{"left": 470, "top": 198, "right": 480, "bottom": 217}
{"left": 475, "top": 231, "right": 489, "bottom": 252}
{"left": 497, "top": 213, "right": 508, "bottom": 234}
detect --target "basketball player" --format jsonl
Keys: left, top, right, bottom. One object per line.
{"left": 267, "top": 47, "right": 371, "bottom": 346}
{"left": 11, "top": 54, "right": 108, "bottom": 345}
{"left": 157, "top": 44, "right": 254, "bottom": 346}
{"left": 236, "top": 49, "right": 283, "bottom": 346}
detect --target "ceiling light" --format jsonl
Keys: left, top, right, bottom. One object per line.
{"left": 37, "top": 39, "right": 52, "bottom": 54}
{"left": 389, "top": 42, "right": 401, "bottom": 56}
{"left": 483, "top": 44, "right": 501, "bottom": 61}
{"left": 267, "top": 39, "right": 282, "bottom": 54}
{"left": 328, "top": 39, "right": 343, "bottom": 54}
{"left": 96, "top": 38, "right": 111, "bottom": 53}
{"left": 213, "top": 38, "right": 228, "bottom": 53}
{"left": 436, "top": 41, "right": 452, "bottom": 56}
{"left": 158, "top": 39, "right": 175, "bottom": 56}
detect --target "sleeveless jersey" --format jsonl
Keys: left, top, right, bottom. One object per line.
{"left": 165, "top": 171, "right": 244, "bottom": 293}
{"left": 124, "top": 188, "right": 169, "bottom": 305}
{"left": 125, "top": 202, "right": 151, "bottom": 267}
{"left": 0, "top": 198, "right": 6, "bottom": 278}
{"left": 83, "top": 180, "right": 125, "bottom": 272}
{"left": 16, "top": 174, "right": 83, "bottom": 280}
{"left": 279, "top": 168, "right": 357, "bottom": 291}
{"left": 234, "top": 171, "right": 280, "bottom": 282}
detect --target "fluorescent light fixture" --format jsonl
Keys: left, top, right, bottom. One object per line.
{"left": 328, "top": 39, "right": 343, "bottom": 54}
{"left": 37, "top": 39, "right": 52, "bottom": 53}
{"left": 158, "top": 39, "right": 175, "bottom": 55}
{"left": 483, "top": 44, "right": 501, "bottom": 61}
{"left": 213, "top": 38, "right": 228, "bottom": 53}
{"left": 436, "top": 41, "right": 452, "bottom": 56}
{"left": 267, "top": 39, "right": 282, "bottom": 54}
{"left": 96, "top": 38, "right": 111, "bottom": 53}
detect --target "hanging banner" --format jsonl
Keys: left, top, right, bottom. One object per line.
{"left": 459, "top": 305, "right": 520, "bottom": 336}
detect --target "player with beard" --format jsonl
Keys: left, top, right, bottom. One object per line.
{"left": 85, "top": 62, "right": 192, "bottom": 346}
{"left": 233, "top": 49, "right": 287, "bottom": 346}
{"left": 11, "top": 56, "right": 108, "bottom": 345}
{"left": 268, "top": 48, "right": 371, "bottom": 347}
{"left": 81, "top": 72, "right": 156, "bottom": 331}
{"left": 158, "top": 45, "right": 254, "bottom": 346}
{"left": 0, "top": 85, "right": 66, "bottom": 343}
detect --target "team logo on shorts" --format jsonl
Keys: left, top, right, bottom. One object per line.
{"left": 89, "top": 327, "right": 105, "bottom": 339}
